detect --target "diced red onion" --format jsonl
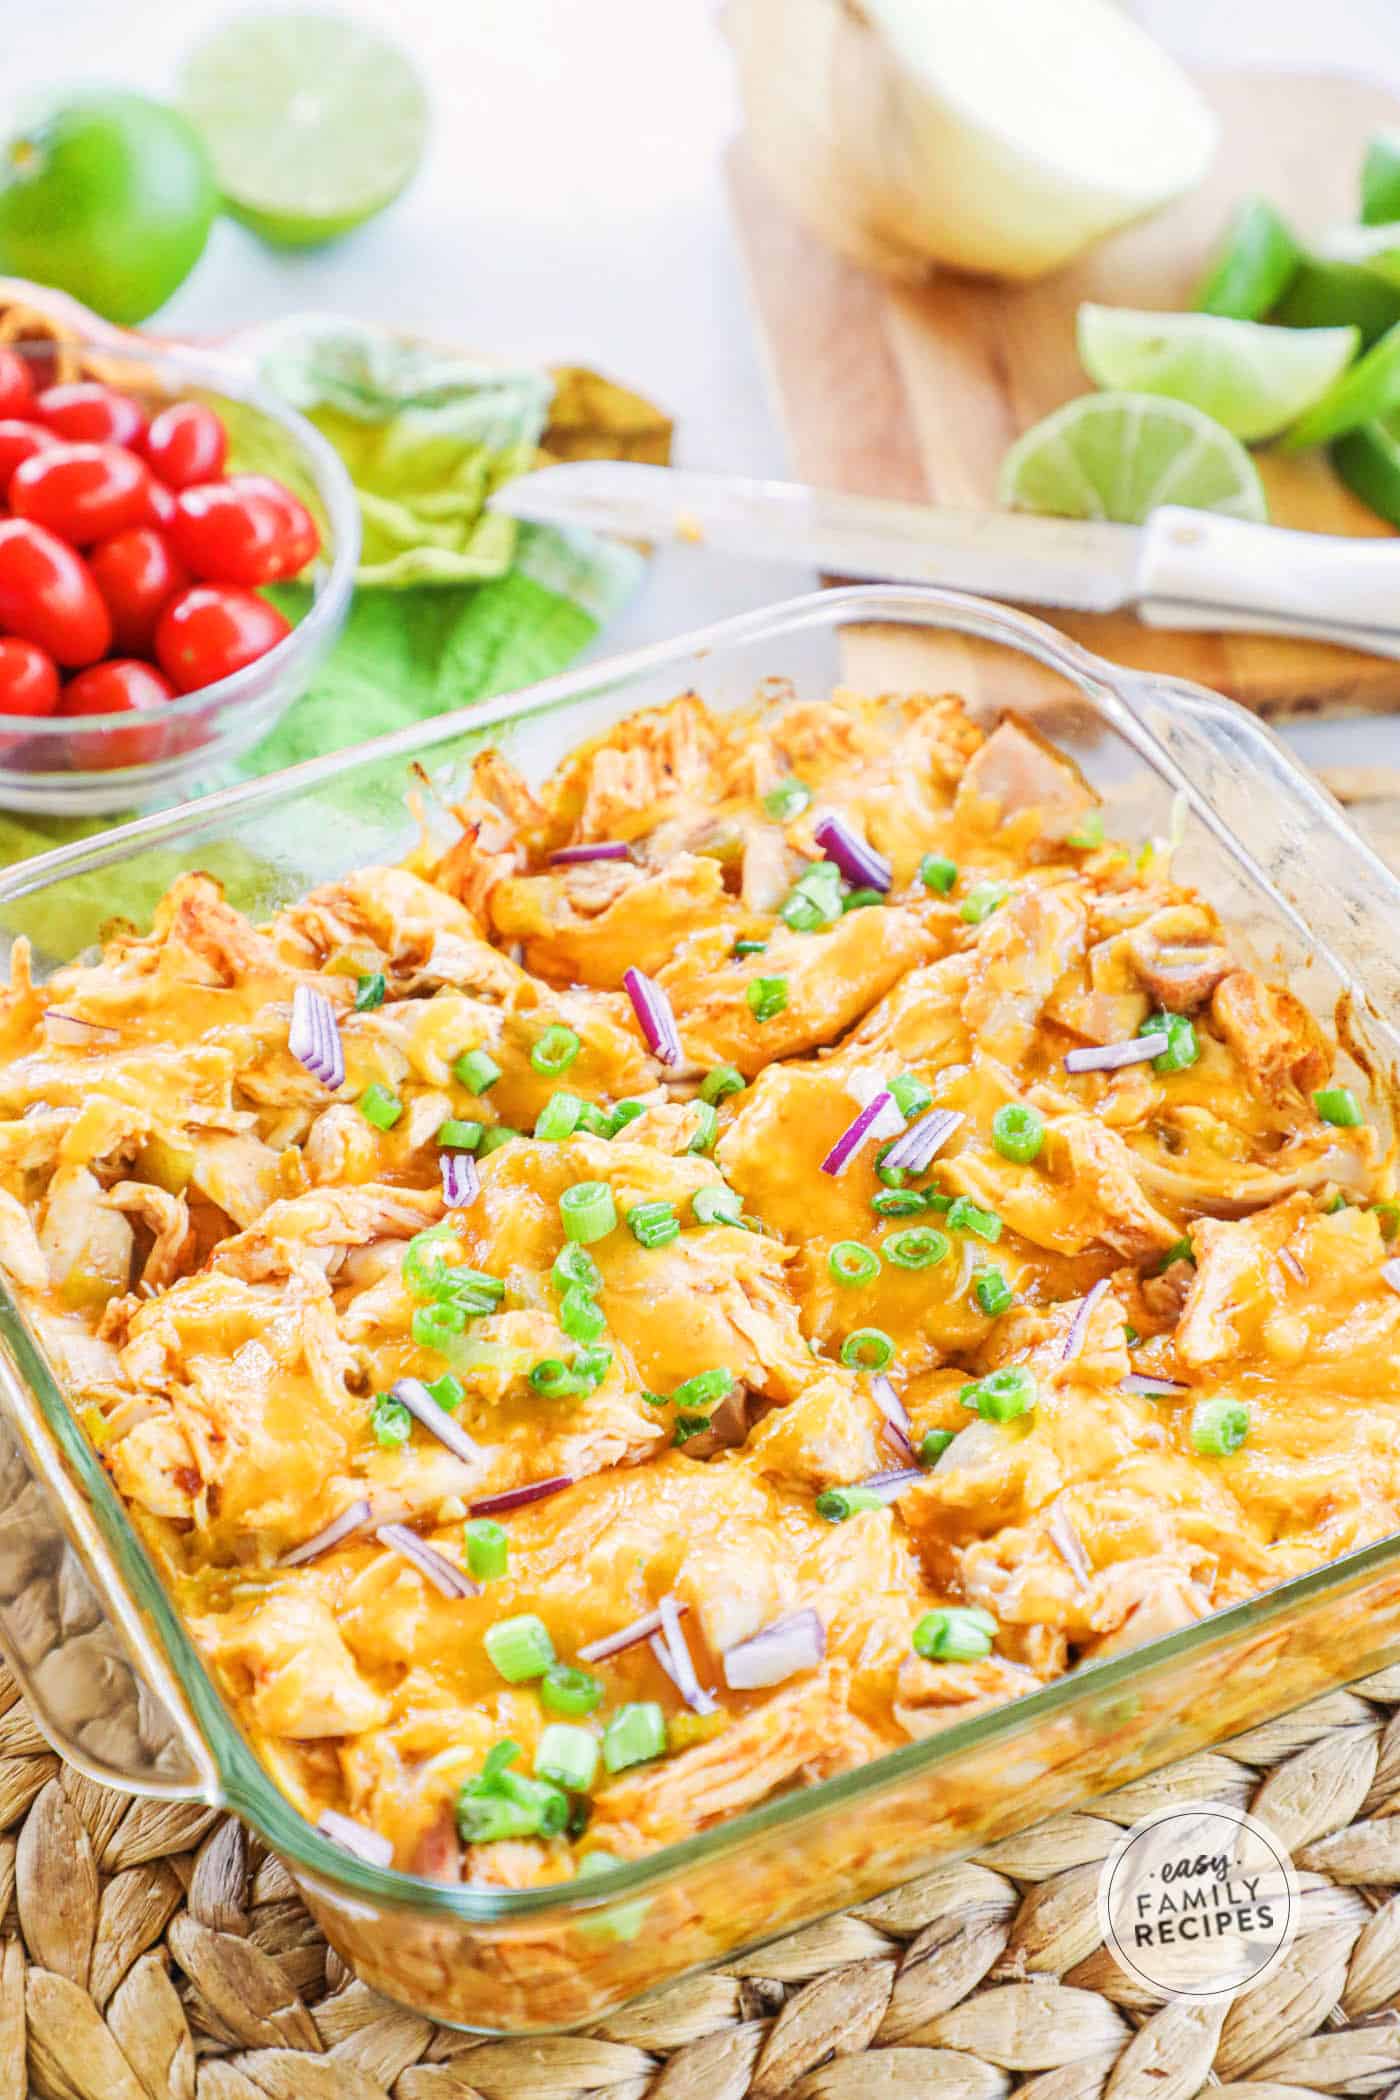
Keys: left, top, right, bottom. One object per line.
{"left": 578, "top": 1598, "right": 690, "bottom": 1666}
{"left": 881, "top": 1420, "right": 917, "bottom": 1464}
{"left": 440, "top": 1152, "right": 479, "bottom": 1209}
{"left": 722, "top": 1608, "right": 827, "bottom": 1691}
{"left": 871, "top": 1372, "right": 917, "bottom": 1462}
{"left": 278, "top": 1497, "right": 372, "bottom": 1567}
{"left": 881, "top": 1107, "right": 963, "bottom": 1176}
{"left": 855, "top": 1466, "right": 925, "bottom": 1503}
{"left": 43, "top": 1008, "right": 119, "bottom": 1046}
{"left": 290, "top": 983, "right": 344, "bottom": 1090}
{"left": 1064, "top": 1031, "right": 1168, "bottom": 1075}
{"left": 316, "top": 1810, "right": 394, "bottom": 1868}
{"left": 659, "top": 1593, "right": 719, "bottom": 1715}
{"left": 1119, "top": 1372, "right": 1187, "bottom": 1397}
{"left": 548, "top": 841, "right": 634, "bottom": 866}
{"left": 623, "top": 965, "right": 681, "bottom": 1066}
{"left": 1047, "top": 1506, "right": 1092, "bottom": 1587}
{"left": 469, "top": 1474, "right": 573, "bottom": 1518}
{"left": 1060, "top": 1278, "right": 1111, "bottom": 1364}
{"left": 813, "top": 811, "right": 891, "bottom": 893}
{"left": 1277, "top": 1247, "right": 1306, "bottom": 1285}
{"left": 1382, "top": 1258, "right": 1400, "bottom": 1298}
{"left": 375, "top": 1522, "right": 478, "bottom": 1599}
{"left": 821, "top": 1090, "right": 894, "bottom": 1177}
{"left": 390, "top": 1377, "right": 482, "bottom": 1468}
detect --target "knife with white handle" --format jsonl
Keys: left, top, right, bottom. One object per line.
{"left": 490, "top": 461, "right": 1400, "bottom": 661}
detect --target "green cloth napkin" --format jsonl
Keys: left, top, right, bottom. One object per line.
{"left": 0, "top": 316, "right": 648, "bottom": 867}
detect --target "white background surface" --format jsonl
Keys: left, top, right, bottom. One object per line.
{"left": 7, "top": 0, "right": 1400, "bottom": 762}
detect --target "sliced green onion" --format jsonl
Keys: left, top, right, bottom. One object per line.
{"left": 1143, "top": 1011, "right": 1200, "bottom": 1074}
{"left": 454, "top": 1047, "right": 501, "bottom": 1095}
{"left": 602, "top": 1701, "right": 668, "bottom": 1774}
{"left": 841, "top": 1327, "right": 894, "bottom": 1371}
{"left": 781, "top": 886, "right": 840, "bottom": 933}
{"left": 919, "top": 853, "right": 958, "bottom": 894}
{"left": 531, "top": 1024, "right": 581, "bottom": 1076}
{"left": 576, "top": 1102, "right": 613, "bottom": 1137}
{"left": 700, "top": 1063, "right": 746, "bottom": 1106}
{"left": 890, "top": 1072, "right": 933, "bottom": 1120}
{"left": 960, "top": 1365, "right": 1036, "bottom": 1422}
{"left": 992, "top": 1103, "right": 1044, "bottom": 1163}
{"left": 535, "top": 1090, "right": 584, "bottom": 1142}
{"left": 1191, "top": 1396, "right": 1250, "bottom": 1456}
{"left": 673, "top": 1411, "right": 713, "bottom": 1446}
{"left": 484, "top": 1613, "right": 555, "bottom": 1683}
{"left": 571, "top": 1344, "right": 612, "bottom": 1390}
{"left": 536, "top": 1722, "right": 600, "bottom": 1793}
{"left": 974, "top": 1268, "right": 1015, "bottom": 1317}
{"left": 560, "top": 1180, "right": 617, "bottom": 1244}
{"left": 923, "top": 1190, "right": 953, "bottom": 1213}
{"left": 402, "top": 1224, "right": 458, "bottom": 1298}
{"left": 829, "top": 1240, "right": 881, "bottom": 1286}
{"left": 747, "top": 977, "right": 788, "bottom": 1023}
{"left": 1066, "top": 810, "right": 1105, "bottom": 850}
{"left": 437, "top": 1118, "right": 483, "bottom": 1151}
{"left": 371, "top": 1392, "right": 411, "bottom": 1448}
{"left": 465, "top": 1518, "right": 508, "bottom": 1583}
{"left": 455, "top": 1746, "right": 569, "bottom": 1843}
{"left": 1123, "top": 1323, "right": 1141, "bottom": 1346}
{"left": 960, "top": 882, "right": 1009, "bottom": 925}
{"left": 1314, "top": 1085, "right": 1364, "bottom": 1128}
{"left": 816, "top": 1484, "right": 886, "bottom": 1522}
{"left": 872, "top": 1188, "right": 925, "bottom": 1218}
{"left": 427, "top": 1371, "right": 464, "bottom": 1411}
{"left": 947, "top": 1196, "right": 1002, "bottom": 1243}
{"left": 874, "top": 1144, "right": 907, "bottom": 1190}
{"left": 479, "top": 1125, "right": 519, "bottom": 1156}
{"left": 687, "top": 1101, "right": 719, "bottom": 1154}
{"left": 732, "top": 938, "right": 767, "bottom": 959}
{"left": 913, "top": 1606, "right": 997, "bottom": 1662}
{"left": 530, "top": 1358, "right": 585, "bottom": 1400}
{"left": 440, "top": 1267, "right": 505, "bottom": 1316}
{"left": 1158, "top": 1236, "right": 1195, "bottom": 1271}
{"left": 354, "top": 971, "right": 386, "bottom": 1011}
{"left": 607, "top": 1099, "right": 648, "bottom": 1136}
{"left": 540, "top": 1663, "right": 603, "bottom": 1717}
{"left": 641, "top": 1388, "right": 669, "bottom": 1407}
{"left": 628, "top": 1199, "right": 680, "bottom": 1249}
{"left": 673, "top": 1367, "right": 733, "bottom": 1411}
{"left": 843, "top": 887, "right": 884, "bottom": 912}
{"left": 693, "top": 1185, "right": 744, "bottom": 1227}
{"left": 918, "top": 1428, "right": 954, "bottom": 1466}
{"left": 552, "top": 1244, "right": 602, "bottom": 1295}
{"left": 1322, "top": 1194, "right": 1348, "bottom": 1215}
{"left": 763, "top": 777, "right": 811, "bottom": 821}
{"left": 560, "top": 1283, "right": 606, "bottom": 1343}
{"left": 885, "top": 1226, "right": 949, "bottom": 1270}
{"left": 358, "top": 1082, "right": 403, "bottom": 1131}
{"left": 413, "top": 1301, "right": 468, "bottom": 1352}
{"left": 1374, "top": 1201, "right": 1400, "bottom": 1240}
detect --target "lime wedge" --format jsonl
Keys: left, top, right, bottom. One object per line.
{"left": 1270, "top": 254, "right": 1400, "bottom": 347}
{"left": 1332, "top": 418, "right": 1400, "bottom": 526}
{"left": 179, "top": 10, "right": 428, "bottom": 248}
{"left": 1313, "top": 221, "right": 1400, "bottom": 289}
{"left": 1194, "top": 197, "right": 1301, "bottom": 321}
{"left": 1284, "top": 320, "right": 1400, "bottom": 449}
{"left": 1362, "top": 134, "right": 1400, "bottom": 227}
{"left": 999, "top": 393, "right": 1266, "bottom": 525}
{"left": 1077, "top": 305, "right": 1357, "bottom": 443}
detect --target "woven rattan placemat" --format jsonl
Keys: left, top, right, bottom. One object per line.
{"left": 6, "top": 765, "right": 1400, "bottom": 2099}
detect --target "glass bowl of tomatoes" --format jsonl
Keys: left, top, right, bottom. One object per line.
{"left": 0, "top": 336, "right": 358, "bottom": 814}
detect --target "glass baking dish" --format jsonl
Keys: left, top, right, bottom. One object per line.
{"left": 4, "top": 582, "right": 1400, "bottom": 2035}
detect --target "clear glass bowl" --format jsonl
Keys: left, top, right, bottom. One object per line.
{"left": 2, "top": 584, "right": 1400, "bottom": 2033}
{"left": 0, "top": 336, "right": 358, "bottom": 817}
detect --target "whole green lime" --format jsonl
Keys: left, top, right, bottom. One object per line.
{"left": 0, "top": 92, "right": 218, "bottom": 324}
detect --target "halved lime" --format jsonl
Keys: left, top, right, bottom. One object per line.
{"left": 999, "top": 393, "right": 1266, "bottom": 525}
{"left": 1270, "top": 254, "right": 1400, "bottom": 347}
{"left": 1332, "top": 417, "right": 1400, "bottom": 526}
{"left": 1285, "top": 319, "right": 1400, "bottom": 449}
{"left": 179, "top": 10, "right": 428, "bottom": 248}
{"left": 1194, "top": 197, "right": 1301, "bottom": 321}
{"left": 1363, "top": 134, "right": 1400, "bottom": 227}
{"left": 1077, "top": 305, "right": 1357, "bottom": 443}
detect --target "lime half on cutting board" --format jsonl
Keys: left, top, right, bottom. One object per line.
{"left": 999, "top": 393, "right": 1266, "bottom": 526}
{"left": 180, "top": 9, "right": 429, "bottom": 247}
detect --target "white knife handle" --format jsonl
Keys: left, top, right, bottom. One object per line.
{"left": 1136, "top": 505, "right": 1400, "bottom": 659}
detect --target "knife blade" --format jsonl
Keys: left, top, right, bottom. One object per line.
{"left": 488, "top": 461, "right": 1400, "bottom": 659}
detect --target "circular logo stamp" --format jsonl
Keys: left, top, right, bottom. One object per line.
{"left": 1097, "top": 1801, "right": 1298, "bottom": 2000}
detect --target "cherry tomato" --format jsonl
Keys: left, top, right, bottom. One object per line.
{"left": 144, "top": 476, "right": 177, "bottom": 529}
{"left": 155, "top": 584, "right": 291, "bottom": 692}
{"left": 169, "top": 479, "right": 297, "bottom": 586}
{"left": 0, "top": 349, "right": 34, "bottom": 420}
{"left": 143, "top": 400, "right": 227, "bottom": 489}
{"left": 0, "top": 519, "right": 110, "bottom": 666}
{"left": 0, "top": 420, "right": 57, "bottom": 493}
{"left": 88, "top": 526, "right": 190, "bottom": 655}
{"left": 34, "top": 381, "right": 147, "bottom": 449}
{"left": 10, "top": 443, "right": 154, "bottom": 546}
{"left": 0, "top": 637, "right": 59, "bottom": 717}
{"left": 224, "top": 473, "right": 320, "bottom": 575}
{"left": 60, "top": 658, "right": 177, "bottom": 769}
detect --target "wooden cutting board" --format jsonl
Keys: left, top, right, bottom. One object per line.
{"left": 728, "top": 67, "right": 1400, "bottom": 718}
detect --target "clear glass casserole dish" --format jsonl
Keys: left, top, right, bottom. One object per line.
{"left": 3, "top": 582, "right": 1400, "bottom": 2035}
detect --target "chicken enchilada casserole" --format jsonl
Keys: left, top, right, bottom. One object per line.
{"left": 0, "top": 675, "right": 1393, "bottom": 1899}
